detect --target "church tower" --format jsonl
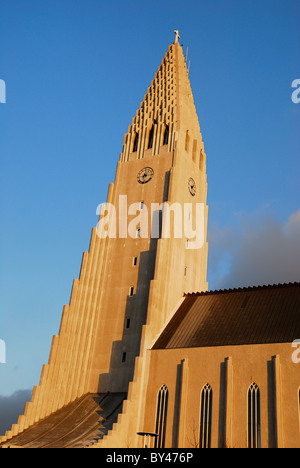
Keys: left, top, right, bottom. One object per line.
{"left": 0, "top": 33, "right": 208, "bottom": 445}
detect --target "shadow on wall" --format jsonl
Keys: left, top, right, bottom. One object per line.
{"left": 97, "top": 171, "right": 170, "bottom": 394}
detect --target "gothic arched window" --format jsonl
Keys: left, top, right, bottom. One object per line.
{"left": 248, "top": 383, "right": 261, "bottom": 448}
{"left": 154, "top": 385, "right": 168, "bottom": 448}
{"left": 199, "top": 383, "right": 213, "bottom": 448}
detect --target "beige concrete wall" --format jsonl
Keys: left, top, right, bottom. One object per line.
{"left": 141, "top": 343, "right": 300, "bottom": 448}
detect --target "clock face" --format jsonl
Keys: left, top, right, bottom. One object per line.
{"left": 137, "top": 167, "right": 154, "bottom": 184}
{"left": 188, "top": 177, "right": 196, "bottom": 196}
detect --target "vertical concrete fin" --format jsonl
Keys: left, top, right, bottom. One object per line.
{"left": 273, "top": 354, "right": 284, "bottom": 448}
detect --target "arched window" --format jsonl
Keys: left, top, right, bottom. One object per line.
{"left": 248, "top": 383, "right": 261, "bottom": 448}
{"left": 132, "top": 132, "right": 139, "bottom": 152}
{"left": 154, "top": 385, "right": 168, "bottom": 448}
{"left": 163, "top": 125, "right": 169, "bottom": 146}
{"left": 199, "top": 383, "right": 213, "bottom": 448}
{"left": 148, "top": 125, "right": 154, "bottom": 149}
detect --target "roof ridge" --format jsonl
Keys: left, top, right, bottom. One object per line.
{"left": 184, "top": 281, "right": 300, "bottom": 297}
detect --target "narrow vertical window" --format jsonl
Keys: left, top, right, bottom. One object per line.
{"left": 163, "top": 125, "right": 169, "bottom": 145}
{"left": 199, "top": 149, "right": 204, "bottom": 171}
{"left": 192, "top": 139, "right": 197, "bottom": 162}
{"left": 129, "top": 286, "right": 134, "bottom": 296}
{"left": 185, "top": 130, "right": 190, "bottom": 152}
{"left": 133, "top": 256, "right": 138, "bottom": 266}
{"left": 199, "top": 383, "right": 213, "bottom": 448}
{"left": 148, "top": 125, "right": 154, "bottom": 149}
{"left": 154, "top": 385, "right": 168, "bottom": 448}
{"left": 133, "top": 132, "right": 139, "bottom": 152}
{"left": 122, "top": 352, "right": 126, "bottom": 363}
{"left": 248, "top": 383, "right": 261, "bottom": 448}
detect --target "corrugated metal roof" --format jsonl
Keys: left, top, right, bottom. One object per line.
{"left": 152, "top": 282, "right": 300, "bottom": 349}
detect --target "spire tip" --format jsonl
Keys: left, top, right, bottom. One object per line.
{"left": 174, "top": 30, "right": 180, "bottom": 43}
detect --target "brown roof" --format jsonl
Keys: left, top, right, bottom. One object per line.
{"left": 152, "top": 282, "right": 300, "bottom": 349}
{"left": 0, "top": 392, "right": 126, "bottom": 448}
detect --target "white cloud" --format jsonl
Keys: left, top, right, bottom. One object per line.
{"left": 208, "top": 209, "right": 300, "bottom": 290}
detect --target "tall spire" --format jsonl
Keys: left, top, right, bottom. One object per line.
{"left": 120, "top": 37, "right": 204, "bottom": 165}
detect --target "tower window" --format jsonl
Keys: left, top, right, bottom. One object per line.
{"left": 129, "top": 286, "right": 134, "bottom": 296}
{"left": 199, "top": 149, "right": 204, "bottom": 171}
{"left": 133, "top": 256, "right": 138, "bottom": 266}
{"left": 154, "top": 385, "right": 168, "bottom": 449}
{"left": 122, "top": 352, "right": 126, "bottom": 363}
{"left": 126, "top": 318, "right": 131, "bottom": 329}
{"left": 148, "top": 125, "right": 154, "bottom": 149}
{"left": 192, "top": 139, "right": 197, "bottom": 162}
{"left": 163, "top": 125, "right": 169, "bottom": 146}
{"left": 185, "top": 130, "right": 190, "bottom": 152}
{"left": 199, "top": 383, "right": 213, "bottom": 448}
{"left": 248, "top": 383, "right": 261, "bottom": 448}
{"left": 132, "top": 132, "right": 139, "bottom": 152}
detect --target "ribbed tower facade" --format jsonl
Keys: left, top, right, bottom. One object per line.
{"left": 1, "top": 36, "right": 208, "bottom": 447}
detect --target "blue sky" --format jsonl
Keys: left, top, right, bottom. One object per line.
{"left": 0, "top": 0, "right": 299, "bottom": 423}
